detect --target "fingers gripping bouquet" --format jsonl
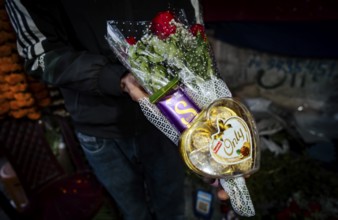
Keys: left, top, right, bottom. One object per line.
{"left": 106, "top": 10, "right": 260, "bottom": 217}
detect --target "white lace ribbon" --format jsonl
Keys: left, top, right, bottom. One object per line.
{"left": 220, "top": 177, "right": 255, "bottom": 217}
{"left": 139, "top": 97, "right": 180, "bottom": 145}
{"left": 138, "top": 79, "right": 255, "bottom": 217}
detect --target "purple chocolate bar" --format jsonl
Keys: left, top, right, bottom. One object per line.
{"left": 156, "top": 88, "right": 200, "bottom": 132}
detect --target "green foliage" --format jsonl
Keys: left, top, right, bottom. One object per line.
{"left": 128, "top": 21, "right": 215, "bottom": 94}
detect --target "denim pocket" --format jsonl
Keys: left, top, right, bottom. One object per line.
{"left": 76, "top": 132, "right": 105, "bottom": 154}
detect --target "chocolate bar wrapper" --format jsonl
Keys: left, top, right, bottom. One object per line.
{"left": 156, "top": 88, "right": 200, "bottom": 133}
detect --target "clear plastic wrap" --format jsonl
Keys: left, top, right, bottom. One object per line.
{"left": 106, "top": 10, "right": 260, "bottom": 216}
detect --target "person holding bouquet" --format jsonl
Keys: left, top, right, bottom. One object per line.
{"left": 5, "top": 0, "right": 232, "bottom": 219}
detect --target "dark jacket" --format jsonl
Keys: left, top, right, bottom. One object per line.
{"left": 5, "top": 0, "right": 195, "bottom": 138}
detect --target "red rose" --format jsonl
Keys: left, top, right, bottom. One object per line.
{"left": 126, "top": 36, "right": 137, "bottom": 45}
{"left": 190, "top": 24, "right": 207, "bottom": 41}
{"left": 150, "top": 11, "right": 176, "bottom": 40}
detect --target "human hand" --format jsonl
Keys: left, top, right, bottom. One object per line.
{"left": 203, "top": 178, "right": 229, "bottom": 200}
{"left": 217, "top": 188, "right": 230, "bottom": 200}
{"left": 120, "top": 73, "right": 148, "bottom": 101}
{"left": 205, "top": 175, "right": 251, "bottom": 201}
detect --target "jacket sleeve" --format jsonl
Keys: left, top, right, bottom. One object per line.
{"left": 4, "top": 0, "right": 127, "bottom": 96}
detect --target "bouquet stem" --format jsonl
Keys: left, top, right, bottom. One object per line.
{"left": 220, "top": 177, "right": 255, "bottom": 217}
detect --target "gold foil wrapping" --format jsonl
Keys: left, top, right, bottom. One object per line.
{"left": 179, "top": 98, "right": 260, "bottom": 178}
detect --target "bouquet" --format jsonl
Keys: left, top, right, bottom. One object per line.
{"left": 106, "top": 9, "right": 260, "bottom": 217}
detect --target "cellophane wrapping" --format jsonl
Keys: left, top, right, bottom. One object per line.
{"left": 106, "top": 9, "right": 256, "bottom": 216}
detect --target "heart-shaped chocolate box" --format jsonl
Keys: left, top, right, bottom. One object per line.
{"left": 179, "top": 98, "right": 260, "bottom": 178}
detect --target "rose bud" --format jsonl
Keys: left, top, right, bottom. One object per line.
{"left": 150, "top": 11, "right": 176, "bottom": 40}
{"left": 190, "top": 24, "right": 207, "bottom": 41}
{"left": 126, "top": 36, "right": 137, "bottom": 45}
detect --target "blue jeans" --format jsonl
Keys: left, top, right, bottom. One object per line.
{"left": 76, "top": 128, "right": 186, "bottom": 220}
